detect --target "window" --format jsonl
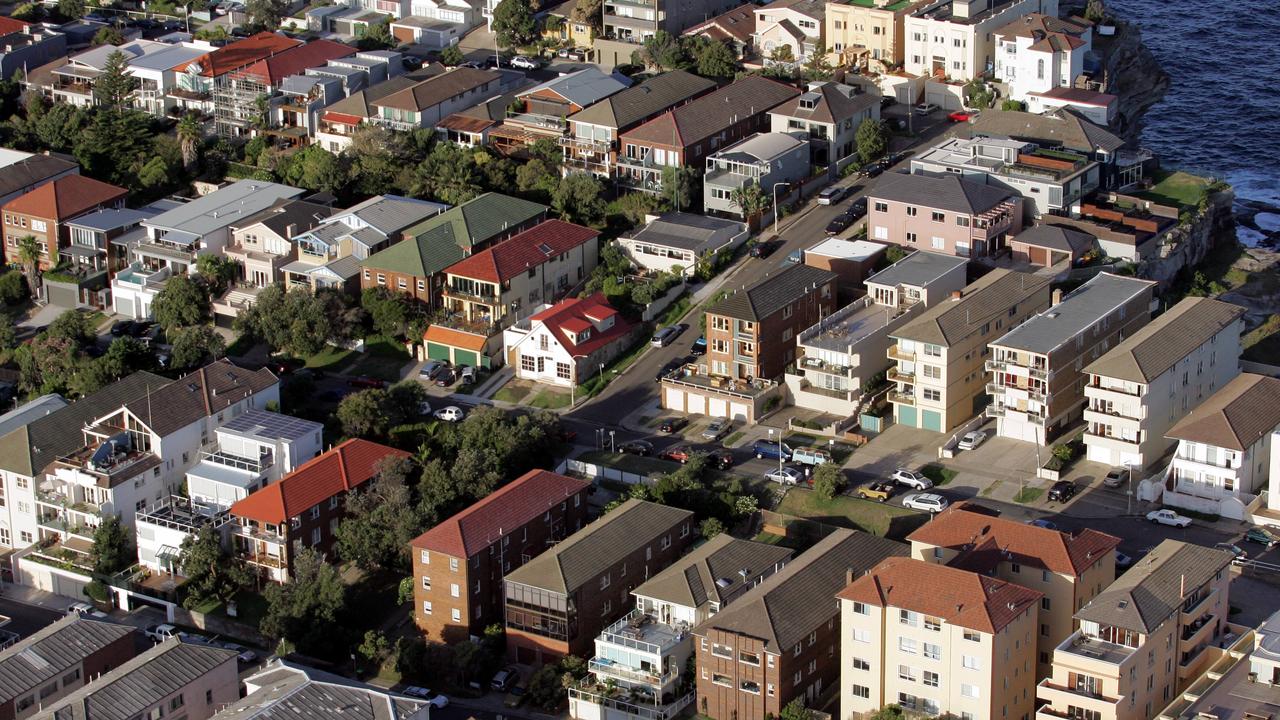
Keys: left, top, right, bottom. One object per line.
{"left": 851, "top": 685, "right": 870, "bottom": 699}
{"left": 311, "top": 527, "right": 321, "bottom": 545}
{"left": 923, "top": 643, "right": 941, "bottom": 660}
{"left": 931, "top": 211, "right": 945, "bottom": 222}
{"left": 852, "top": 657, "right": 870, "bottom": 670}
{"left": 1041, "top": 597, "right": 1051, "bottom": 611}
{"left": 310, "top": 505, "right": 320, "bottom": 520}
{"left": 899, "top": 637, "right": 917, "bottom": 654}
{"left": 906, "top": 232, "right": 918, "bottom": 243}
{"left": 924, "top": 671, "right": 939, "bottom": 687}
{"left": 420, "top": 550, "right": 430, "bottom": 565}
{"left": 171, "top": 695, "right": 185, "bottom": 711}
{"left": 62, "top": 670, "right": 80, "bottom": 686}
{"left": 853, "top": 628, "right": 872, "bottom": 643}
{"left": 451, "top": 608, "right": 461, "bottom": 622}
{"left": 521, "top": 355, "right": 536, "bottom": 372}
{"left": 923, "top": 388, "right": 941, "bottom": 402}
{"left": 712, "top": 643, "right": 733, "bottom": 658}
{"left": 450, "top": 583, "right": 460, "bottom": 598}
{"left": 964, "top": 629, "right": 980, "bottom": 642}
{"left": 329, "top": 496, "right": 339, "bottom": 510}
{"left": 740, "top": 651, "right": 761, "bottom": 665}
{"left": 874, "top": 201, "right": 888, "bottom": 213}
{"left": 852, "top": 601, "right": 868, "bottom": 615}
{"left": 421, "top": 576, "right": 431, "bottom": 590}
{"left": 907, "top": 206, "right": 918, "bottom": 217}
{"left": 900, "top": 610, "right": 918, "bottom": 626}
{"left": 556, "top": 363, "right": 572, "bottom": 380}
{"left": 712, "top": 673, "right": 732, "bottom": 687}
{"left": 962, "top": 655, "right": 980, "bottom": 670}
{"left": 956, "top": 216, "right": 970, "bottom": 227}
{"left": 961, "top": 684, "right": 979, "bottom": 698}
{"left": 449, "top": 557, "right": 459, "bottom": 571}
{"left": 740, "top": 680, "right": 761, "bottom": 694}
{"left": 600, "top": 574, "right": 611, "bottom": 590}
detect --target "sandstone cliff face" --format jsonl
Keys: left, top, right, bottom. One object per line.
{"left": 1136, "top": 189, "right": 1235, "bottom": 286}
{"left": 1099, "top": 21, "right": 1172, "bottom": 145}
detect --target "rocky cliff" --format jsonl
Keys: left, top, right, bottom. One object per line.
{"left": 1136, "top": 188, "right": 1235, "bottom": 286}
{"left": 1096, "top": 21, "right": 1171, "bottom": 145}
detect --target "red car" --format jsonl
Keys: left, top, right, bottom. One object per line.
{"left": 347, "top": 376, "right": 386, "bottom": 389}
{"left": 948, "top": 110, "right": 975, "bottom": 122}
{"left": 660, "top": 446, "right": 693, "bottom": 464}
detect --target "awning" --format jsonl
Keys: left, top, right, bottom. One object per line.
{"left": 156, "top": 545, "right": 181, "bottom": 561}
{"left": 160, "top": 229, "right": 200, "bottom": 247}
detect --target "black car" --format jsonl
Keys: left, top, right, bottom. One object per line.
{"left": 619, "top": 440, "right": 653, "bottom": 456}
{"left": 434, "top": 369, "right": 456, "bottom": 386}
{"left": 861, "top": 163, "right": 884, "bottom": 178}
{"left": 110, "top": 320, "right": 135, "bottom": 337}
{"left": 880, "top": 96, "right": 897, "bottom": 109}
{"left": 658, "top": 417, "right": 686, "bottom": 434}
{"left": 709, "top": 449, "right": 733, "bottom": 470}
{"left": 847, "top": 197, "right": 868, "bottom": 220}
{"left": 655, "top": 358, "right": 684, "bottom": 382}
{"left": 825, "top": 213, "right": 854, "bottom": 235}
{"left": 1048, "top": 480, "right": 1077, "bottom": 502}
{"left": 750, "top": 239, "right": 780, "bottom": 258}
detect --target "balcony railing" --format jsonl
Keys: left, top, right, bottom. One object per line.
{"left": 987, "top": 382, "right": 1047, "bottom": 402}
{"left": 559, "top": 135, "right": 612, "bottom": 152}
{"left": 887, "top": 367, "right": 914, "bottom": 382}
{"left": 569, "top": 686, "right": 694, "bottom": 720}
{"left": 888, "top": 390, "right": 915, "bottom": 406}
{"left": 588, "top": 658, "right": 675, "bottom": 686}
{"left": 201, "top": 444, "right": 272, "bottom": 473}
{"left": 985, "top": 358, "right": 1049, "bottom": 379}
{"left": 241, "top": 551, "right": 286, "bottom": 569}
{"left": 888, "top": 345, "right": 915, "bottom": 362}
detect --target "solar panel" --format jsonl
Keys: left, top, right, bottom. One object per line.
{"left": 221, "top": 409, "right": 321, "bottom": 440}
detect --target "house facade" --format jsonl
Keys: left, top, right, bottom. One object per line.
{"left": 1082, "top": 297, "right": 1244, "bottom": 470}
{"left": 992, "top": 14, "right": 1091, "bottom": 103}
{"left": 504, "top": 294, "right": 637, "bottom": 388}
{"left": 617, "top": 212, "right": 749, "bottom": 276}
{"left": 825, "top": 0, "right": 925, "bottom": 71}
{"left": 902, "top": 0, "right": 1059, "bottom": 82}
{"left": 214, "top": 199, "right": 335, "bottom": 321}
{"left": 753, "top": 0, "right": 825, "bottom": 66}
{"left": 489, "top": 68, "right": 630, "bottom": 155}
{"left": 368, "top": 67, "right": 502, "bottom": 131}
{"left": 703, "top": 133, "right": 811, "bottom": 219}
{"left": 867, "top": 172, "right": 1023, "bottom": 259}
{"left": 592, "top": 0, "right": 744, "bottom": 68}
{"left": 1, "top": 175, "right": 127, "bottom": 272}
{"left": 767, "top": 82, "right": 880, "bottom": 168}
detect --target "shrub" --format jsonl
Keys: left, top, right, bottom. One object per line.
{"left": 1001, "top": 99, "right": 1027, "bottom": 112}
{"left": 84, "top": 579, "right": 110, "bottom": 602}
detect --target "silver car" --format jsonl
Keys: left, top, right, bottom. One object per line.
{"left": 902, "top": 493, "right": 949, "bottom": 513}
{"left": 701, "top": 420, "right": 730, "bottom": 442}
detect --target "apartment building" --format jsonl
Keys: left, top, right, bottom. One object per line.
{"left": 592, "top": 0, "right": 743, "bottom": 68}
{"left": 825, "top": 0, "right": 927, "bottom": 71}
{"left": 0, "top": 21, "right": 67, "bottom": 85}
{"left": 1, "top": 175, "right": 127, "bottom": 272}
{"left": 369, "top": 67, "right": 503, "bottom": 132}
{"left": 315, "top": 72, "right": 427, "bottom": 152}
{"left": 987, "top": 273, "right": 1156, "bottom": 445}
{"left": 213, "top": 39, "right": 355, "bottom": 136}
{"left": 51, "top": 207, "right": 160, "bottom": 311}
{"left": 694, "top": 529, "right": 906, "bottom": 720}
{"left": 662, "top": 264, "right": 837, "bottom": 423}
{"left": 839, "top": 556, "right": 1041, "bottom": 720}
{"left": 1036, "top": 540, "right": 1235, "bottom": 720}
{"left": 767, "top": 82, "right": 880, "bottom": 168}
{"left": 504, "top": 499, "right": 695, "bottom": 665}
{"left": 1160, "top": 374, "right": 1280, "bottom": 521}
{"left": 967, "top": 110, "right": 1132, "bottom": 191}
{"left": 570, "top": 535, "right": 793, "bottom": 720}
{"left": 992, "top": 14, "right": 1092, "bottom": 103}
{"left": 29, "top": 639, "right": 240, "bottom": 720}
{"left": 704, "top": 133, "right": 811, "bottom": 220}
{"left": 1083, "top": 297, "right": 1245, "bottom": 470}
{"left": 888, "top": 269, "right": 1051, "bottom": 433}
{"left": 489, "top": 68, "right": 630, "bottom": 155}
{"left": 0, "top": 152, "right": 79, "bottom": 208}
{"left": 908, "top": 505, "right": 1120, "bottom": 678}
{"left": 911, "top": 135, "right": 1101, "bottom": 219}
{"left": 0, "top": 616, "right": 137, "bottom": 720}
{"left": 902, "top": 0, "right": 1059, "bottom": 82}
{"left": 867, "top": 172, "right": 1023, "bottom": 258}
{"left": 170, "top": 33, "right": 304, "bottom": 116}
{"left": 753, "top": 0, "right": 825, "bottom": 66}
{"left": 504, "top": 294, "right": 637, "bottom": 388}
{"left": 229, "top": 439, "right": 410, "bottom": 582}
{"left": 410, "top": 469, "right": 592, "bottom": 644}
{"left": 562, "top": 70, "right": 717, "bottom": 180}
{"left": 214, "top": 199, "right": 335, "bottom": 321}
{"left": 617, "top": 77, "right": 800, "bottom": 194}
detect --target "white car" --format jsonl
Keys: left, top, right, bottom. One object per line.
{"left": 1146, "top": 509, "right": 1192, "bottom": 527}
{"left": 816, "top": 185, "right": 848, "bottom": 205}
{"left": 902, "top": 493, "right": 949, "bottom": 513}
{"left": 914, "top": 102, "right": 939, "bottom": 115}
{"left": 510, "top": 55, "right": 539, "bottom": 69}
{"left": 145, "top": 624, "right": 178, "bottom": 642}
{"left": 701, "top": 420, "right": 729, "bottom": 442}
{"left": 957, "top": 430, "right": 988, "bottom": 450}
{"left": 220, "top": 642, "right": 258, "bottom": 663}
{"left": 434, "top": 406, "right": 465, "bottom": 422}
{"left": 765, "top": 467, "right": 803, "bottom": 485}
{"left": 403, "top": 687, "right": 449, "bottom": 708}
{"left": 68, "top": 602, "right": 108, "bottom": 619}
{"left": 891, "top": 469, "right": 932, "bottom": 490}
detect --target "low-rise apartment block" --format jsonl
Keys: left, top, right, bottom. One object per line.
{"left": 908, "top": 505, "right": 1120, "bottom": 678}
{"left": 489, "top": 68, "right": 630, "bottom": 155}
{"left": 888, "top": 269, "right": 1051, "bottom": 433}
{"left": 591, "top": 0, "right": 743, "bottom": 68}
{"left": 504, "top": 499, "right": 695, "bottom": 665}
{"left": 867, "top": 172, "right": 1023, "bottom": 258}
{"left": 569, "top": 535, "right": 793, "bottom": 720}
{"left": 967, "top": 110, "right": 1134, "bottom": 191}
{"left": 0, "top": 616, "right": 138, "bottom": 720}
{"left": 694, "top": 529, "right": 906, "bottom": 720}
{"left": 838, "top": 556, "right": 1042, "bottom": 720}
{"left": 987, "top": 273, "right": 1156, "bottom": 445}
{"left": 704, "top": 133, "right": 810, "bottom": 220}
{"left": 411, "top": 469, "right": 592, "bottom": 644}
{"left": 902, "top": 0, "right": 1059, "bottom": 82}
{"left": 1, "top": 174, "right": 127, "bottom": 272}
{"left": 1036, "top": 540, "right": 1235, "bottom": 720}
{"left": 214, "top": 199, "right": 335, "bottom": 320}
{"left": 825, "top": 0, "right": 925, "bottom": 71}
{"left": 753, "top": 0, "right": 825, "bottom": 66}
{"left": 1083, "top": 297, "right": 1244, "bottom": 470}
{"left": 366, "top": 67, "right": 502, "bottom": 133}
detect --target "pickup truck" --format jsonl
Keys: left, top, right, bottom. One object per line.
{"left": 856, "top": 482, "right": 895, "bottom": 502}
{"left": 792, "top": 447, "right": 832, "bottom": 466}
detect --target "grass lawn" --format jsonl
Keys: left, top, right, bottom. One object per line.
{"left": 1244, "top": 314, "right": 1280, "bottom": 362}
{"left": 922, "top": 464, "right": 957, "bottom": 487}
{"left": 723, "top": 431, "right": 745, "bottom": 447}
{"left": 785, "top": 433, "right": 855, "bottom": 463}
{"left": 581, "top": 337, "right": 650, "bottom": 397}
{"left": 656, "top": 294, "right": 691, "bottom": 327}
{"left": 304, "top": 344, "right": 359, "bottom": 372}
{"left": 528, "top": 389, "right": 570, "bottom": 409}
{"left": 1013, "top": 486, "right": 1045, "bottom": 504}
{"left": 775, "top": 487, "right": 921, "bottom": 538}
{"left": 1138, "top": 170, "right": 1210, "bottom": 208}
{"left": 578, "top": 449, "right": 680, "bottom": 476}
{"left": 206, "top": 590, "right": 269, "bottom": 631}
{"left": 493, "top": 386, "right": 529, "bottom": 403}
{"left": 752, "top": 531, "right": 806, "bottom": 551}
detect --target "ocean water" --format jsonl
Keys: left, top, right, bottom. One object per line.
{"left": 1109, "top": 0, "right": 1280, "bottom": 207}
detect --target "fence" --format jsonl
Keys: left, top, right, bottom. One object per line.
{"left": 641, "top": 281, "right": 687, "bottom": 323}
{"left": 565, "top": 458, "right": 655, "bottom": 486}
{"left": 759, "top": 510, "right": 843, "bottom": 545}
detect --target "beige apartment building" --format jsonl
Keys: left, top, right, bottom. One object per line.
{"left": 908, "top": 505, "right": 1120, "bottom": 679}
{"left": 988, "top": 273, "right": 1157, "bottom": 445}
{"left": 838, "top": 556, "right": 1042, "bottom": 720}
{"left": 888, "top": 269, "right": 1051, "bottom": 433}
{"left": 825, "top": 0, "right": 927, "bottom": 70}
{"left": 1036, "top": 540, "right": 1235, "bottom": 720}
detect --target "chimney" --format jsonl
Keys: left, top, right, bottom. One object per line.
{"left": 951, "top": 289, "right": 963, "bottom": 300}
{"left": 1052, "top": 288, "right": 1063, "bottom": 306}
{"left": 286, "top": 223, "right": 297, "bottom": 238}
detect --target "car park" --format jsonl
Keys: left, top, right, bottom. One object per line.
{"left": 1103, "top": 467, "right": 1130, "bottom": 488}
{"left": 902, "top": 493, "right": 949, "bottom": 513}
{"left": 511, "top": 55, "right": 539, "bottom": 69}
{"left": 1048, "top": 480, "right": 1076, "bottom": 502}
{"left": 434, "top": 369, "right": 456, "bottom": 386}
{"left": 956, "top": 430, "right": 987, "bottom": 450}
{"left": 765, "top": 467, "right": 803, "bottom": 485}
{"left": 660, "top": 446, "right": 693, "bottom": 463}
{"left": 651, "top": 325, "right": 681, "bottom": 347}
{"left": 458, "top": 366, "right": 477, "bottom": 385}
{"left": 491, "top": 667, "right": 518, "bottom": 692}
{"left": 620, "top": 440, "right": 653, "bottom": 456}
{"left": 817, "top": 185, "right": 849, "bottom": 205}
{"left": 914, "top": 103, "right": 939, "bottom": 115}
{"left": 145, "top": 624, "right": 178, "bottom": 642}
{"left": 1146, "top": 509, "right": 1192, "bottom": 527}
{"left": 403, "top": 687, "right": 449, "bottom": 708}
{"left": 752, "top": 439, "right": 792, "bottom": 460}
{"left": 659, "top": 417, "right": 686, "bottom": 433}
{"left": 890, "top": 469, "right": 932, "bottom": 490}
{"left": 434, "top": 406, "right": 465, "bottom": 422}
{"left": 1247, "top": 527, "right": 1279, "bottom": 547}
{"left": 857, "top": 482, "right": 895, "bottom": 502}
{"left": 701, "top": 420, "right": 729, "bottom": 441}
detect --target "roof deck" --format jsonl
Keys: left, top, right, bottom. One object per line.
{"left": 599, "top": 610, "right": 689, "bottom": 655}
{"left": 1059, "top": 630, "right": 1136, "bottom": 666}
{"left": 800, "top": 296, "right": 904, "bottom": 353}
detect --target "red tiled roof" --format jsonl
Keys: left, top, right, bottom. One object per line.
{"left": 411, "top": 469, "right": 592, "bottom": 558}
{"left": 526, "top": 293, "right": 631, "bottom": 356}
{"left": 443, "top": 220, "right": 599, "bottom": 283}
{"left": 3, "top": 175, "right": 126, "bottom": 222}
{"left": 422, "top": 324, "right": 489, "bottom": 351}
{"left": 229, "top": 439, "right": 409, "bottom": 524}
{"left": 837, "top": 556, "right": 1042, "bottom": 634}
{"left": 322, "top": 111, "right": 365, "bottom": 126}
{"left": 0, "top": 17, "right": 30, "bottom": 34}
{"left": 236, "top": 39, "right": 354, "bottom": 85}
{"left": 176, "top": 32, "right": 303, "bottom": 78}
{"left": 907, "top": 505, "right": 1120, "bottom": 577}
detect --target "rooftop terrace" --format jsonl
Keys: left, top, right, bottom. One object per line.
{"left": 800, "top": 296, "right": 905, "bottom": 353}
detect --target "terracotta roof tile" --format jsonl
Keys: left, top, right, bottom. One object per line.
{"left": 176, "top": 32, "right": 302, "bottom": 78}
{"left": 422, "top": 325, "right": 489, "bottom": 351}
{"left": 235, "top": 39, "right": 354, "bottom": 85}
{"left": 526, "top": 293, "right": 631, "bottom": 357}
{"left": 3, "top": 175, "right": 126, "bottom": 221}
{"left": 907, "top": 505, "right": 1119, "bottom": 576}
{"left": 443, "top": 220, "right": 598, "bottom": 283}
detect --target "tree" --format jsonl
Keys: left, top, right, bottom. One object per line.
{"left": 699, "top": 517, "right": 725, "bottom": 539}
{"left": 439, "top": 45, "right": 465, "bottom": 66}
{"left": 552, "top": 173, "right": 607, "bottom": 227}
{"left": 803, "top": 42, "right": 832, "bottom": 80}
{"left": 0, "top": 315, "right": 15, "bottom": 353}
{"left": 91, "top": 516, "right": 133, "bottom": 575}
{"left": 74, "top": 107, "right": 153, "bottom": 188}
{"left": 361, "top": 287, "right": 409, "bottom": 338}
{"left": 358, "top": 19, "right": 394, "bottom": 50}
{"left": 93, "top": 25, "right": 126, "bottom": 45}
{"left": 1001, "top": 99, "right": 1027, "bottom": 111}
{"left": 196, "top": 254, "right": 240, "bottom": 297}
{"left": 660, "top": 165, "right": 697, "bottom": 212}
{"left": 855, "top": 117, "right": 889, "bottom": 165}
{"left": 10, "top": 3, "right": 42, "bottom": 20}
{"left": 1083, "top": 0, "right": 1106, "bottom": 23}
{"left": 730, "top": 182, "right": 768, "bottom": 220}
{"left": 689, "top": 36, "right": 736, "bottom": 78}
{"left": 14, "top": 336, "right": 87, "bottom": 396}
{"left": 613, "top": 192, "right": 661, "bottom": 225}
{"left": 170, "top": 325, "right": 226, "bottom": 370}
{"left": 515, "top": 157, "right": 560, "bottom": 201}
{"left": 780, "top": 699, "right": 815, "bottom": 720}
{"left": 179, "top": 525, "right": 251, "bottom": 609}
{"left": 639, "top": 31, "right": 689, "bottom": 71}
{"left": 16, "top": 235, "right": 42, "bottom": 284}
{"left": 869, "top": 706, "right": 905, "bottom": 720}
{"left": 492, "top": 0, "right": 538, "bottom": 48}
{"left": 570, "top": 0, "right": 601, "bottom": 32}
{"left": 0, "top": 271, "right": 29, "bottom": 306}
{"left": 94, "top": 50, "right": 138, "bottom": 109}
{"left": 177, "top": 113, "right": 202, "bottom": 171}
{"left": 57, "top": 0, "right": 85, "bottom": 19}
{"left": 357, "top": 630, "right": 390, "bottom": 668}
{"left": 335, "top": 456, "right": 422, "bottom": 571}
{"left": 152, "top": 275, "right": 210, "bottom": 331}
{"left": 411, "top": 143, "right": 482, "bottom": 205}
{"left": 73, "top": 336, "right": 156, "bottom": 396}
{"left": 261, "top": 548, "right": 346, "bottom": 656}
{"left": 812, "top": 463, "right": 845, "bottom": 500}
{"left": 769, "top": 44, "right": 795, "bottom": 65}
{"left": 46, "top": 309, "right": 95, "bottom": 348}
{"left": 338, "top": 389, "right": 392, "bottom": 439}
{"left": 246, "top": 0, "right": 289, "bottom": 30}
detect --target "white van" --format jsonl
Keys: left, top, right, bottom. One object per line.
{"left": 651, "top": 326, "right": 679, "bottom": 347}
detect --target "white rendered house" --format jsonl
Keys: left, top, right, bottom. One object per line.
{"left": 993, "top": 14, "right": 1091, "bottom": 102}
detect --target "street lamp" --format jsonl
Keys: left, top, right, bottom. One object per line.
{"left": 609, "top": 430, "right": 615, "bottom": 453}
{"left": 768, "top": 428, "right": 782, "bottom": 481}
{"left": 771, "top": 182, "right": 789, "bottom": 238}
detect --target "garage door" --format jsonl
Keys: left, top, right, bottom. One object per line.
{"left": 708, "top": 398, "right": 728, "bottom": 418}
{"left": 115, "top": 296, "right": 134, "bottom": 319}
{"left": 898, "top": 405, "right": 916, "bottom": 427}
{"left": 729, "top": 402, "right": 749, "bottom": 422}
{"left": 426, "top": 342, "right": 451, "bottom": 361}
{"left": 921, "top": 409, "right": 942, "bottom": 432}
{"left": 686, "top": 392, "right": 705, "bottom": 415}
{"left": 454, "top": 349, "right": 479, "bottom": 368}
{"left": 664, "top": 387, "right": 686, "bottom": 412}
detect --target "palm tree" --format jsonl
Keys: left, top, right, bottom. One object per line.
{"left": 730, "top": 183, "right": 769, "bottom": 224}
{"left": 177, "top": 113, "right": 201, "bottom": 171}
{"left": 16, "top": 235, "right": 42, "bottom": 286}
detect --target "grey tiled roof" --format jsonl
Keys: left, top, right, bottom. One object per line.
{"left": 990, "top": 272, "right": 1155, "bottom": 355}
{"left": 870, "top": 171, "right": 1016, "bottom": 215}
{"left": 892, "top": 269, "right": 1050, "bottom": 346}
{"left": 0, "top": 617, "right": 135, "bottom": 701}
{"left": 692, "top": 529, "right": 905, "bottom": 653}
{"left": 1012, "top": 224, "right": 1095, "bottom": 254}
{"left": 709, "top": 264, "right": 838, "bottom": 322}
{"left": 217, "top": 662, "right": 425, "bottom": 720}
{"left": 1084, "top": 297, "right": 1245, "bottom": 383}
{"left": 504, "top": 500, "right": 694, "bottom": 594}
{"left": 568, "top": 70, "right": 716, "bottom": 131}
{"left": 769, "top": 82, "right": 879, "bottom": 126}
{"left": 968, "top": 108, "right": 1125, "bottom": 154}
{"left": 865, "top": 250, "right": 967, "bottom": 289}
{"left": 627, "top": 212, "right": 746, "bottom": 253}
{"left": 234, "top": 200, "right": 333, "bottom": 239}
{"left": 1075, "top": 540, "right": 1233, "bottom": 634}
{"left": 122, "top": 360, "right": 278, "bottom": 438}
{"left": 1165, "top": 374, "right": 1280, "bottom": 452}
{"left": 623, "top": 76, "right": 800, "bottom": 148}
{"left": 337, "top": 195, "right": 447, "bottom": 235}
{"left": 633, "top": 535, "right": 793, "bottom": 609}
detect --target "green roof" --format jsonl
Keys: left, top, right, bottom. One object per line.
{"left": 361, "top": 193, "right": 547, "bottom": 277}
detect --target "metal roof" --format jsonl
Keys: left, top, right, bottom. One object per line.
{"left": 710, "top": 132, "right": 807, "bottom": 164}
{"left": 990, "top": 272, "right": 1155, "bottom": 355}
{"left": 865, "top": 250, "right": 967, "bottom": 289}
{"left": 892, "top": 269, "right": 1050, "bottom": 346}
{"left": 519, "top": 67, "right": 630, "bottom": 109}
{"left": 218, "top": 661, "right": 426, "bottom": 720}
{"left": 65, "top": 207, "right": 156, "bottom": 232}
{"left": 52, "top": 640, "right": 237, "bottom": 720}
{"left": 633, "top": 535, "right": 793, "bottom": 610}
{"left": 144, "top": 180, "right": 305, "bottom": 237}
{"left": 0, "top": 394, "right": 66, "bottom": 438}
{"left": 0, "top": 617, "right": 135, "bottom": 701}
{"left": 220, "top": 408, "right": 322, "bottom": 442}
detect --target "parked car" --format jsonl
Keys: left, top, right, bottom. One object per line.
{"left": 752, "top": 439, "right": 792, "bottom": 461}
{"left": 891, "top": 468, "right": 932, "bottom": 490}
{"left": 1146, "top": 509, "right": 1192, "bottom": 527}
{"left": 220, "top": 642, "right": 258, "bottom": 663}
{"left": 750, "top": 239, "right": 780, "bottom": 258}
{"left": 784, "top": 249, "right": 803, "bottom": 265}
{"left": 701, "top": 419, "right": 729, "bottom": 442}
{"left": 485, "top": 55, "right": 511, "bottom": 68}
{"left": 880, "top": 96, "right": 897, "bottom": 109}
{"left": 902, "top": 493, "right": 949, "bottom": 513}
{"left": 68, "top": 602, "right": 107, "bottom": 619}
{"left": 948, "top": 110, "right": 976, "bottom": 122}
{"left": 503, "top": 678, "right": 528, "bottom": 708}
{"left": 847, "top": 197, "right": 868, "bottom": 220}
{"left": 825, "top": 212, "right": 854, "bottom": 235}
{"left": 659, "top": 417, "right": 686, "bottom": 433}
{"left": 110, "top": 320, "right": 135, "bottom": 336}
{"left": 417, "top": 361, "right": 443, "bottom": 380}
{"left": 458, "top": 365, "right": 477, "bottom": 385}
{"left": 817, "top": 185, "right": 849, "bottom": 205}
{"left": 404, "top": 687, "right": 449, "bottom": 708}
{"left": 651, "top": 325, "right": 682, "bottom": 347}
{"left": 914, "top": 102, "right": 939, "bottom": 115}
{"left": 1214, "top": 542, "right": 1247, "bottom": 561}
{"left": 1114, "top": 550, "right": 1134, "bottom": 569}
{"left": 434, "top": 369, "right": 457, "bottom": 386}
{"left": 145, "top": 624, "right": 178, "bottom": 642}
{"left": 765, "top": 467, "right": 803, "bottom": 485}
{"left": 660, "top": 446, "right": 693, "bottom": 463}
{"left": 859, "top": 163, "right": 883, "bottom": 178}
{"left": 956, "top": 430, "right": 988, "bottom": 450}
{"left": 1027, "top": 518, "right": 1057, "bottom": 530}
{"left": 691, "top": 336, "right": 707, "bottom": 354}
{"left": 434, "top": 406, "right": 465, "bottom": 422}
{"left": 792, "top": 447, "right": 832, "bottom": 466}
{"left": 857, "top": 482, "right": 895, "bottom": 502}
{"left": 565, "top": 47, "right": 589, "bottom": 61}
{"left": 491, "top": 667, "right": 518, "bottom": 692}
{"left": 1048, "top": 480, "right": 1077, "bottom": 502}
{"left": 347, "top": 376, "right": 386, "bottom": 389}
{"left": 619, "top": 439, "right": 653, "bottom": 456}
{"left": 709, "top": 449, "right": 734, "bottom": 470}
{"left": 510, "top": 55, "right": 539, "bottom": 69}
{"left": 1103, "top": 467, "right": 1130, "bottom": 488}
{"left": 1246, "top": 527, "right": 1279, "bottom": 547}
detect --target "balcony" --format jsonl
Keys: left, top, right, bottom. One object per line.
{"left": 1036, "top": 679, "right": 1124, "bottom": 708}
{"left": 1181, "top": 590, "right": 1215, "bottom": 621}
{"left": 601, "top": 610, "right": 689, "bottom": 655}
{"left": 1059, "top": 632, "right": 1135, "bottom": 666}
{"left": 660, "top": 367, "right": 775, "bottom": 400}
{"left": 114, "top": 263, "right": 170, "bottom": 290}
{"left": 888, "top": 345, "right": 915, "bottom": 362}
{"left": 987, "top": 382, "right": 1048, "bottom": 403}
{"left": 233, "top": 523, "right": 286, "bottom": 546}
{"left": 887, "top": 367, "right": 914, "bottom": 383}
{"left": 242, "top": 551, "right": 286, "bottom": 569}
{"left": 1179, "top": 642, "right": 1210, "bottom": 670}
{"left": 589, "top": 658, "right": 676, "bottom": 686}
{"left": 1181, "top": 613, "right": 1216, "bottom": 644}
{"left": 559, "top": 135, "right": 612, "bottom": 153}
{"left": 202, "top": 444, "right": 273, "bottom": 473}
{"left": 442, "top": 286, "right": 499, "bottom": 304}
{"left": 56, "top": 442, "right": 162, "bottom": 487}
{"left": 888, "top": 390, "right": 915, "bottom": 406}
{"left": 569, "top": 686, "right": 694, "bottom": 720}
{"left": 506, "top": 109, "right": 568, "bottom": 133}
{"left": 985, "top": 358, "right": 1049, "bottom": 379}
{"left": 800, "top": 356, "right": 853, "bottom": 376}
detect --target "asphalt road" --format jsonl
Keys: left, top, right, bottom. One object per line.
{"left": 0, "top": 598, "right": 64, "bottom": 639}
